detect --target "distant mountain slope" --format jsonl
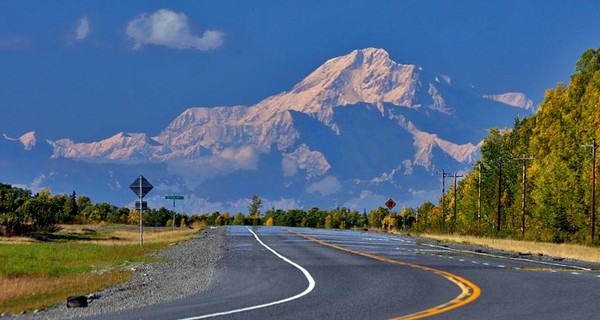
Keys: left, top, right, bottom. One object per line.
{"left": 2, "top": 48, "right": 533, "bottom": 211}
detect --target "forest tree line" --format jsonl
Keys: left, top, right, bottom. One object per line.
{"left": 432, "top": 48, "right": 600, "bottom": 244}
{"left": 0, "top": 183, "right": 188, "bottom": 236}
{"left": 0, "top": 183, "right": 427, "bottom": 236}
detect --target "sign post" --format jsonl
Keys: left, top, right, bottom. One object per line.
{"left": 130, "top": 175, "right": 153, "bottom": 248}
{"left": 165, "top": 195, "right": 184, "bottom": 230}
{"left": 385, "top": 198, "right": 396, "bottom": 234}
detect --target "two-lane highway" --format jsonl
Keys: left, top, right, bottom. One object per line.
{"left": 85, "top": 226, "right": 600, "bottom": 319}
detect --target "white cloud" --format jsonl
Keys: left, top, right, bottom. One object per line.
{"left": 281, "top": 156, "right": 298, "bottom": 176}
{"left": 343, "top": 192, "right": 387, "bottom": 211}
{"left": 32, "top": 174, "right": 46, "bottom": 189}
{"left": 75, "top": 16, "right": 90, "bottom": 41}
{"left": 167, "top": 146, "right": 260, "bottom": 189}
{"left": 359, "top": 190, "right": 372, "bottom": 199}
{"left": 264, "top": 198, "right": 300, "bottom": 211}
{"left": 306, "top": 176, "right": 341, "bottom": 196}
{"left": 126, "top": 9, "right": 224, "bottom": 51}
{"left": 220, "top": 146, "right": 258, "bottom": 170}
{"left": 140, "top": 195, "right": 300, "bottom": 215}
{"left": 0, "top": 35, "right": 30, "bottom": 50}
{"left": 405, "top": 188, "right": 440, "bottom": 208}
{"left": 14, "top": 174, "right": 49, "bottom": 194}
{"left": 142, "top": 194, "right": 224, "bottom": 215}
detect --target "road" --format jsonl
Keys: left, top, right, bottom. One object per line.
{"left": 86, "top": 226, "right": 600, "bottom": 319}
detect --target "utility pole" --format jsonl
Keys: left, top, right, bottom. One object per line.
{"left": 582, "top": 139, "right": 598, "bottom": 241}
{"left": 497, "top": 157, "right": 503, "bottom": 233}
{"left": 478, "top": 162, "right": 482, "bottom": 229}
{"left": 515, "top": 155, "right": 534, "bottom": 238}
{"left": 453, "top": 172, "right": 464, "bottom": 226}
{"left": 438, "top": 170, "right": 453, "bottom": 224}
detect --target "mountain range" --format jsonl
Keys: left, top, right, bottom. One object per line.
{"left": 1, "top": 48, "right": 534, "bottom": 213}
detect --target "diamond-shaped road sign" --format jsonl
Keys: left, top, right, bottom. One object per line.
{"left": 130, "top": 175, "right": 153, "bottom": 198}
{"left": 385, "top": 198, "right": 396, "bottom": 210}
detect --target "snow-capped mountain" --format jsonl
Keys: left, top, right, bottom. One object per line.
{"left": 2, "top": 48, "right": 533, "bottom": 211}
{"left": 3, "top": 131, "right": 37, "bottom": 151}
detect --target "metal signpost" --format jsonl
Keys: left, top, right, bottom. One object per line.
{"left": 385, "top": 198, "right": 396, "bottom": 234}
{"left": 165, "top": 195, "right": 184, "bottom": 230}
{"left": 130, "top": 175, "right": 153, "bottom": 248}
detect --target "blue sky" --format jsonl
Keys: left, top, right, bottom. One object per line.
{"left": 1, "top": 1, "right": 600, "bottom": 142}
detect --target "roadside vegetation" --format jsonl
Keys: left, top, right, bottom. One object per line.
{"left": 422, "top": 234, "right": 600, "bottom": 263}
{"left": 429, "top": 48, "right": 600, "bottom": 244}
{"left": 0, "top": 225, "right": 196, "bottom": 313}
{"left": 0, "top": 183, "right": 190, "bottom": 237}
{"left": 0, "top": 184, "right": 198, "bottom": 313}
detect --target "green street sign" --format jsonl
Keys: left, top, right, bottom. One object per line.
{"left": 165, "top": 195, "right": 184, "bottom": 200}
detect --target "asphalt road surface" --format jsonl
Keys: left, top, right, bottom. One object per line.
{"left": 85, "top": 226, "right": 600, "bottom": 319}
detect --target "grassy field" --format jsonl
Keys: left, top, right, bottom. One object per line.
{"left": 421, "top": 234, "right": 600, "bottom": 263}
{"left": 0, "top": 225, "right": 197, "bottom": 314}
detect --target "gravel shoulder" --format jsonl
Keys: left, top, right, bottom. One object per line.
{"left": 8, "top": 227, "right": 226, "bottom": 320}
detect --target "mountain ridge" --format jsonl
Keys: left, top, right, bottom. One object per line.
{"left": 46, "top": 48, "right": 530, "bottom": 165}
{"left": 2, "top": 48, "right": 534, "bottom": 210}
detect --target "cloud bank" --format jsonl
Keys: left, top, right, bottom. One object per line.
{"left": 306, "top": 176, "right": 341, "bottom": 196}
{"left": 0, "top": 35, "right": 30, "bottom": 50}
{"left": 167, "top": 146, "right": 260, "bottom": 189}
{"left": 75, "top": 17, "right": 90, "bottom": 41}
{"left": 126, "top": 9, "right": 224, "bottom": 51}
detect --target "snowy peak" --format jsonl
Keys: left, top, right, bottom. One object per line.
{"left": 248, "top": 48, "right": 433, "bottom": 132}
{"left": 279, "top": 48, "right": 421, "bottom": 113}
{"left": 164, "top": 106, "right": 249, "bottom": 130}
{"left": 3, "top": 131, "right": 37, "bottom": 151}
{"left": 483, "top": 92, "right": 534, "bottom": 110}
{"left": 49, "top": 132, "right": 158, "bottom": 161}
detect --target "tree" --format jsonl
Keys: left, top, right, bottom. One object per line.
{"left": 180, "top": 216, "right": 188, "bottom": 228}
{"left": 128, "top": 210, "right": 140, "bottom": 225}
{"left": 248, "top": 194, "right": 262, "bottom": 217}
{"left": 324, "top": 215, "right": 333, "bottom": 229}
{"left": 233, "top": 213, "right": 245, "bottom": 225}
{"left": 214, "top": 215, "right": 223, "bottom": 226}
{"left": 16, "top": 189, "right": 62, "bottom": 231}
{"left": 63, "top": 191, "right": 78, "bottom": 223}
{"left": 417, "top": 202, "right": 436, "bottom": 230}
{"left": 248, "top": 194, "right": 262, "bottom": 225}
{"left": 221, "top": 212, "right": 232, "bottom": 225}
{"left": 76, "top": 195, "right": 93, "bottom": 224}
{"left": 265, "top": 216, "right": 274, "bottom": 226}
{"left": 369, "top": 207, "right": 387, "bottom": 228}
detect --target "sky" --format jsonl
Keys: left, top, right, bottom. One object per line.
{"left": 1, "top": 1, "right": 600, "bottom": 142}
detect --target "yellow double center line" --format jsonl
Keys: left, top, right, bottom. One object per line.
{"left": 288, "top": 230, "right": 481, "bottom": 319}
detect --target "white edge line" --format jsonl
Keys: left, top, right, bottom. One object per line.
{"left": 424, "top": 243, "right": 591, "bottom": 271}
{"left": 178, "top": 227, "right": 316, "bottom": 320}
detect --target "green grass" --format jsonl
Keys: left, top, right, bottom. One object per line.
{"left": 0, "top": 225, "right": 197, "bottom": 313}
{"left": 0, "top": 242, "right": 161, "bottom": 277}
